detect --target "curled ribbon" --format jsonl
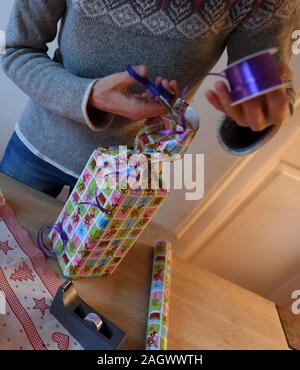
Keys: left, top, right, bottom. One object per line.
{"left": 37, "top": 212, "right": 68, "bottom": 259}
{"left": 134, "top": 84, "right": 192, "bottom": 156}
{"left": 153, "top": 84, "right": 190, "bottom": 136}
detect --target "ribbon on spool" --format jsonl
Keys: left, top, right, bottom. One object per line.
{"left": 208, "top": 48, "right": 287, "bottom": 155}
{"left": 208, "top": 49, "right": 287, "bottom": 106}
{"left": 225, "top": 48, "right": 287, "bottom": 106}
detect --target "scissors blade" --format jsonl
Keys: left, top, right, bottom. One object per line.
{"left": 159, "top": 95, "right": 198, "bottom": 131}
{"left": 126, "top": 65, "right": 195, "bottom": 131}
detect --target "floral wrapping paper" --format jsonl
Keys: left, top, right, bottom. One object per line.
{"left": 145, "top": 240, "right": 172, "bottom": 350}
{"left": 49, "top": 147, "right": 168, "bottom": 279}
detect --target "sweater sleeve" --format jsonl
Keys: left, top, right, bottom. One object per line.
{"left": 1, "top": 0, "right": 112, "bottom": 131}
{"left": 218, "top": 0, "right": 299, "bottom": 155}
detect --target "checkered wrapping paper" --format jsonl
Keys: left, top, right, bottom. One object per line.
{"left": 49, "top": 148, "right": 168, "bottom": 279}
{"left": 146, "top": 240, "right": 172, "bottom": 350}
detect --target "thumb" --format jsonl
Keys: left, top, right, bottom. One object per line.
{"left": 278, "top": 64, "right": 287, "bottom": 80}
{"left": 116, "top": 65, "right": 148, "bottom": 88}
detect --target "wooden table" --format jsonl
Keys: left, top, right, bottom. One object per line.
{"left": 0, "top": 173, "right": 289, "bottom": 349}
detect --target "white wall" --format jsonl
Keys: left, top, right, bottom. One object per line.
{"left": 189, "top": 100, "right": 300, "bottom": 308}
{"left": 0, "top": 0, "right": 28, "bottom": 156}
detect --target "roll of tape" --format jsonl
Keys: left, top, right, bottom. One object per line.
{"left": 84, "top": 313, "right": 103, "bottom": 331}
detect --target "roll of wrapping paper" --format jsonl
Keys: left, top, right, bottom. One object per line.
{"left": 145, "top": 240, "right": 172, "bottom": 350}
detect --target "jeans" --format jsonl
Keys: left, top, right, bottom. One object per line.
{"left": 0, "top": 132, "right": 78, "bottom": 198}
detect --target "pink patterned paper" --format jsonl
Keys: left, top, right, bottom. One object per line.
{"left": 0, "top": 201, "right": 82, "bottom": 350}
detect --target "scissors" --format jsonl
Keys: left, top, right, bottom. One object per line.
{"left": 126, "top": 64, "right": 185, "bottom": 128}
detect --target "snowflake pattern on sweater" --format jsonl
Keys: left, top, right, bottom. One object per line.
{"left": 72, "top": 0, "right": 296, "bottom": 39}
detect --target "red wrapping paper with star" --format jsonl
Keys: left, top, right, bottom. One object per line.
{"left": 0, "top": 191, "right": 82, "bottom": 350}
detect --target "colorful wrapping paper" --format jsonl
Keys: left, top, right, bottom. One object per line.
{"left": 146, "top": 240, "right": 172, "bottom": 350}
{"left": 49, "top": 147, "right": 168, "bottom": 279}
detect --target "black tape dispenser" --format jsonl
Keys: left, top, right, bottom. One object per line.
{"left": 50, "top": 280, "right": 126, "bottom": 350}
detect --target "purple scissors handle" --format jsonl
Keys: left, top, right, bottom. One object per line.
{"left": 126, "top": 64, "right": 175, "bottom": 102}
{"left": 126, "top": 64, "right": 188, "bottom": 128}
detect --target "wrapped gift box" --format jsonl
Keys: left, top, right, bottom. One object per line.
{"left": 146, "top": 240, "right": 172, "bottom": 350}
{"left": 49, "top": 147, "right": 168, "bottom": 279}
{"left": 49, "top": 101, "right": 199, "bottom": 279}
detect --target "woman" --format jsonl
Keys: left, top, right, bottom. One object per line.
{"left": 0, "top": 0, "right": 298, "bottom": 197}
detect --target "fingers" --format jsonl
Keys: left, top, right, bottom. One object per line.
{"left": 126, "top": 97, "right": 169, "bottom": 121}
{"left": 267, "top": 65, "right": 289, "bottom": 125}
{"left": 242, "top": 97, "right": 267, "bottom": 131}
{"left": 169, "top": 80, "right": 180, "bottom": 97}
{"left": 278, "top": 64, "right": 287, "bottom": 80}
{"left": 265, "top": 88, "right": 289, "bottom": 126}
{"left": 113, "top": 65, "right": 149, "bottom": 89}
{"left": 155, "top": 76, "right": 163, "bottom": 86}
{"left": 161, "top": 79, "right": 176, "bottom": 96}
{"left": 205, "top": 90, "right": 225, "bottom": 113}
{"left": 119, "top": 71, "right": 180, "bottom": 120}
{"left": 115, "top": 91, "right": 168, "bottom": 121}
{"left": 156, "top": 77, "right": 180, "bottom": 98}
{"left": 206, "top": 80, "right": 289, "bottom": 131}
{"left": 145, "top": 77, "right": 179, "bottom": 103}
{"left": 213, "top": 82, "right": 246, "bottom": 126}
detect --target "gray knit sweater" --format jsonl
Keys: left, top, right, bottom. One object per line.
{"left": 2, "top": 0, "right": 298, "bottom": 177}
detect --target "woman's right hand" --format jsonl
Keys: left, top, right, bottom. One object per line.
{"left": 88, "top": 65, "right": 179, "bottom": 121}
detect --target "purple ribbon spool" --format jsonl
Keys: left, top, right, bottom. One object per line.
{"left": 216, "top": 48, "right": 286, "bottom": 156}
{"left": 225, "top": 48, "right": 285, "bottom": 106}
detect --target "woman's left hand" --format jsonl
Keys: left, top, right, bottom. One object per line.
{"left": 205, "top": 66, "right": 290, "bottom": 131}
